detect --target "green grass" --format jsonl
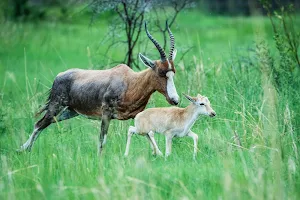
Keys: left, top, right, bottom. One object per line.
{"left": 0, "top": 9, "right": 300, "bottom": 199}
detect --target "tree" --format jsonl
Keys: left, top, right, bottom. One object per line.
{"left": 1, "top": 0, "right": 77, "bottom": 21}
{"left": 90, "top": 0, "right": 194, "bottom": 68}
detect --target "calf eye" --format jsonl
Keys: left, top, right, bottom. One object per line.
{"left": 200, "top": 103, "right": 205, "bottom": 106}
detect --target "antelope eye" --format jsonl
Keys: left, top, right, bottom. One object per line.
{"left": 199, "top": 103, "right": 205, "bottom": 106}
{"left": 158, "top": 69, "right": 167, "bottom": 77}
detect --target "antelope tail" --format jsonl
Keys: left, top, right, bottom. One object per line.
{"left": 35, "top": 89, "right": 52, "bottom": 117}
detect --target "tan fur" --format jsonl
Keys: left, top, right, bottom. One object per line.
{"left": 124, "top": 94, "right": 216, "bottom": 158}
{"left": 135, "top": 107, "right": 187, "bottom": 134}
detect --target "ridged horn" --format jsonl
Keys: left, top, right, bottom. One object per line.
{"left": 145, "top": 22, "right": 167, "bottom": 62}
{"left": 166, "top": 21, "right": 175, "bottom": 61}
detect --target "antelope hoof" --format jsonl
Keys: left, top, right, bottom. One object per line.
{"left": 16, "top": 145, "right": 29, "bottom": 153}
{"left": 16, "top": 148, "right": 24, "bottom": 153}
{"left": 98, "top": 147, "right": 104, "bottom": 156}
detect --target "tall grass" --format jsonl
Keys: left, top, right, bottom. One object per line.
{"left": 0, "top": 10, "right": 299, "bottom": 199}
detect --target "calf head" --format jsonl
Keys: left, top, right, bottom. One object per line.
{"left": 183, "top": 93, "right": 216, "bottom": 117}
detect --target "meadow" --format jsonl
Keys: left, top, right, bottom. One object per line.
{"left": 0, "top": 8, "right": 299, "bottom": 199}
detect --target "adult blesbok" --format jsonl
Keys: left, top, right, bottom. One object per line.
{"left": 18, "top": 22, "right": 179, "bottom": 154}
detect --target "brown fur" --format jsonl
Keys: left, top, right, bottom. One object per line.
{"left": 115, "top": 64, "right": 175, "bottom": 119}
{"left": 19, "top": 24, "right": 179, "bottom": 154}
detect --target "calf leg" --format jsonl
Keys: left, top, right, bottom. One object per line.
{"left": 165, "top": 135, "right": 173, "bottom": 157}
{"left": 145, "top": 135, "right": 155, "bottom": 155}
{"left": 124, "top": 126, "right": 137, "bottom": 157}
{"left": 187, "top": 130, "right": 199, "bottom": 160}
{"left": 147, "top": 131, "right": 163, "bottom": 156}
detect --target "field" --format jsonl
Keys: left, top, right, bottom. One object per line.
{"left": 0, "top": 8, "right": 299, "bottom": 199}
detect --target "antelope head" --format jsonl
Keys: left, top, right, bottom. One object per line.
{"left": 183, "top": 93, "right": 216, "bottom": 117}
{"left": 139, "top": 21, "right": 179, "bottom": 105}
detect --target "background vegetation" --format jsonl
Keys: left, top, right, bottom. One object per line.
{"left": 0, "top": 1, "right": 299, "bottom": 199}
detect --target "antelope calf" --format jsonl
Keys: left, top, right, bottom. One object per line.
{"left": 124, "top": 93, "right": 216, "bottom": 159}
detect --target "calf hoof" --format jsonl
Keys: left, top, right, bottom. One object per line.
{"left": 157, "top": 151, "right": 163, "bottom": 156}
{"left": 152, "top": 151, "right": 163, "bottom": 157}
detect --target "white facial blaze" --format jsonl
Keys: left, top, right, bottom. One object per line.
{"left": 102, "top": 134, "right": 107, "bottom": 145}
{"left": 168, "top": 61, "right": 172, "bottom": 70}
{"left": 166, "top": 71, "right": 179, "bottom": 102}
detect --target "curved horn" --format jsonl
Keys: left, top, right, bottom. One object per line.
{"left": 145, "top": 22, "right": 167, "bottom": 62}
{"left": 166, "top": 21, "right": 175, "bottom": 61}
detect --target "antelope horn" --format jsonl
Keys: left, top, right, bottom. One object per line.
{"left": 166, "top": 20, "right": 175, "bottom": 61}
{"left": 145, "top": 22, "right": 167, "bottom": 62}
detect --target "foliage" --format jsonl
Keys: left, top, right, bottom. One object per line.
{"left": 0, "top": 8, "right": 300, "bottom": 200}
{"left": 0, "top": 0, "right": 77, "bottom": 21}
{"left": 259, "top": 0, "right": 300, "bottom": 147}
{"left": 200, "top": 0, "right": 300, "bottom": 16}
{"left": 90, "top": 0, "right": 195, "bottom": 68}
{"left": 260, "top": 0, "right": 300, "bottom": 89}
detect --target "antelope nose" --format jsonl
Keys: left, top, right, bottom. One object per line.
{"left": 210, "top": 111, "right": 216, "bottom": 117}
{"left": 171, "top": 98, "right": 179, "bottom": 105}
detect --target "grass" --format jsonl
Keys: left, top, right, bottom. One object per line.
{"left": 0, "top": 9, "right": 300, "bottom": 199}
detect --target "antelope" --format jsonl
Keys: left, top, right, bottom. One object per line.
{"left": 124, "top": 93, "right": 216, "bottom": 159}
{"left": 18, "top": 22, "right": 180, "bottom": 154}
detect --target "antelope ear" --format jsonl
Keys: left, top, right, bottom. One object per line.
{"left": 139, "top": 53, "right": 155, "bottom": 69}
{"left": 172, "top": 49, "right": 177, "bottom": 61}
{"left": 183, "top": 93, "right": 195, "bottom": 103}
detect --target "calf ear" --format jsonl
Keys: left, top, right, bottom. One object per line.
{"left": 182, "top": 93, "right": 196, "bottom": 103}
{"left": 139, "top": 53, "right": 155, "bottom": 69}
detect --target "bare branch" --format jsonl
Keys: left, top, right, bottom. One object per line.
{"left": 178, "top": 46, "right": 194, "bottom": 62}
{"left": 90, "top": 0, "right": 195, "bottom": 68}
{"left": 131, "top": 14, "right": 144, "bottom": 51}
{"left": 115, "top": 6, "right": 126, "bottom": 22}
